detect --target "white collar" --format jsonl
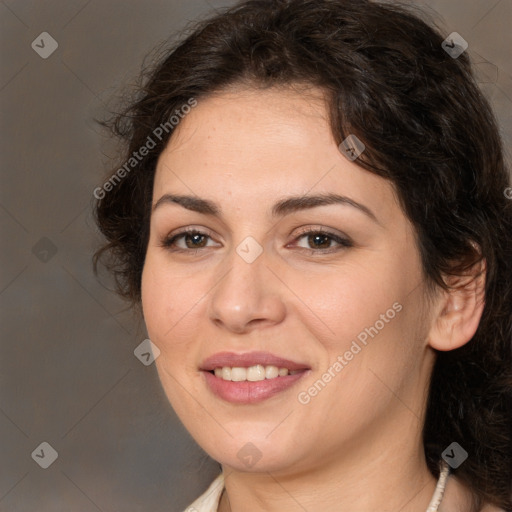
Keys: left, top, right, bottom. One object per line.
{"left": 184, "top": 460, "right": 451, "bottom": 512}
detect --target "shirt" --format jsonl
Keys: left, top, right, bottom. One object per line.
{"left": 182, "top": 473, "right": 224, "bottom": 512}
{"left": 181, "top": 467, "right": 507, "bottom": 512}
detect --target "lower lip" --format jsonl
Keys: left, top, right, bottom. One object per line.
{"left": 202, "top": 370, "right": 309, "bottom": 404}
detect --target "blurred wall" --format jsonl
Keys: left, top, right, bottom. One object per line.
{"left": 1, "top": 1, "right": 510, "bottom": 510}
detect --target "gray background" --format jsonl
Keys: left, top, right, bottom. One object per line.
{"left": 1, "top": 1, "right": 511, "bottom": 511}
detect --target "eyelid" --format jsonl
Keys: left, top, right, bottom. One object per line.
{"left": 165, "top": 225, "right": 216, "bottom": 240}
{"left": 293, "top": 224, "right": 348, "bottom": 239}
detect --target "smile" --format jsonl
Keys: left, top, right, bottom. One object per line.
{"left": 200, "top": 351, "right": 311, "bottom": 404}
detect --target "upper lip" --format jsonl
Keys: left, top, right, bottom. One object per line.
{"left": 200, "top": 351, "right": 310, "bottom": 371}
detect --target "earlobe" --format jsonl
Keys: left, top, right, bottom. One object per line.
{"left": 428, "top": 258, "right": 486, "bottom": 352}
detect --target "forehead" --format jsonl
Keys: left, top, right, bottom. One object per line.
{"left": 152, "top": 86, "right": 401, "bottom": 224}
{"left": 159, "top": 85, "right": 331, "bottom": 165}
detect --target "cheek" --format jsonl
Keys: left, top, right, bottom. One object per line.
{"left": 141, "top": 257, "right": 205, "bottom": 409}
{"left": 141, "top": 260, "right": 168, "bottom": 342}
{"left": 288, "top": 257, "right": 412, "bottom": 350}
{"left": 305, "top": 268, "right": 427, "bottom": 417}
{"left": 141, "top": 255, "right": 195, "bottom": 354}
{"left": 289, "top": 254, "right": 425, "bottom": 405}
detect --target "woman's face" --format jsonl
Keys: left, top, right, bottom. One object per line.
{"left": 141, "top": 86, "right": 437, "bottom": 475}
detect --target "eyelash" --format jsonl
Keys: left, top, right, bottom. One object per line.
{"left": 159, "top": 226, "right": 353, "bottom": 255}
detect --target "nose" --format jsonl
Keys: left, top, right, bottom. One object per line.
{"left": 208, "top": 246, "right": 286, "bottom": 334}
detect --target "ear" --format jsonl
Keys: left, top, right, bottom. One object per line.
{"left": 427, "top": 257, "right": 486, "bottom": 352}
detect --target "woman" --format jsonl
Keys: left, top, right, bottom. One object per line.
{"left": 93, "top": 0, "right": 512, "bottom": 510}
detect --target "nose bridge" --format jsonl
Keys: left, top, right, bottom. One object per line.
{"left": 213, "top": 240, "right": 266, "bottom": 311}
{"left": 208, "top": 238, "right": 284, "bottom": 331}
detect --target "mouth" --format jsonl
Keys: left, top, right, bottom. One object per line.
{"left": 200, "top": 351, "right": 311, "bottom": 404}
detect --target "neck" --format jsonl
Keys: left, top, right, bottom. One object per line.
{"left": 218, "top": 412, "right": 438, "bottom": 512}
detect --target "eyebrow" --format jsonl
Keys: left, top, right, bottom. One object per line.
{"left": 152, "top": 193, "right": 379, "bottom": 223}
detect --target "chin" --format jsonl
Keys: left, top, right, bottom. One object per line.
{"left": 201, "top": 435, "right": 302, "bottom": 474}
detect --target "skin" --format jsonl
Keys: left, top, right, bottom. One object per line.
{"left": 141, "top": 85, "right": 487, "bottom": 512}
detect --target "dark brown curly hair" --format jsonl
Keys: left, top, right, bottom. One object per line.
{"left": 93, "top": 0, "right": 512, "bottom": 509}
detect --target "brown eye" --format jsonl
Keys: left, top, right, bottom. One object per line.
{"left": 161, "top": 229, "right": 215, "bottom": 252}
{"left": 306, "top": 233, "right": 333, "bottom": 249}
{"left": 292, "top": 228, "right": 353, "bottom": 254}
{"left": 182, "top": 232, "right": 208, "bottom": 249}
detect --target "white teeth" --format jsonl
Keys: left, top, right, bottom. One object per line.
{"left": 247, "top": 364, "right": 265, "bottom": 381}
{"left": 265, "top": 365, "right": 279, "bottom": 379}
{"left": 231, "top": 367, "right": 247, "bottom": 382}
{"left": 211, "top": 365, "right": 303, "bottom": 382}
